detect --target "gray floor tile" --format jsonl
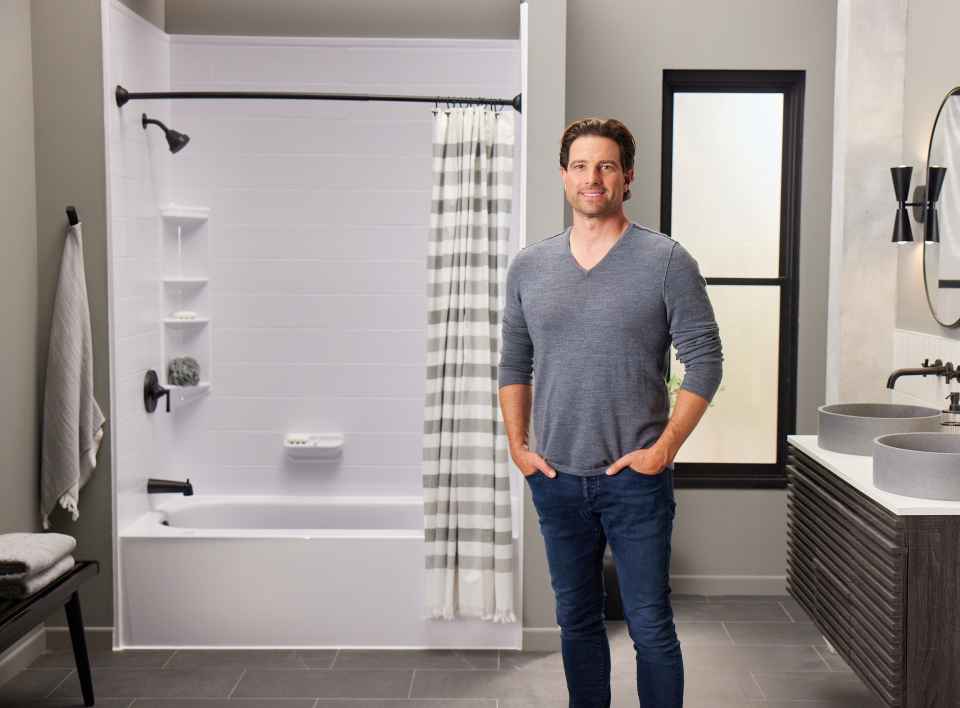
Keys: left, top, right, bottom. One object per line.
{"left": 232, "top": 669, "right": 413, "bottom": 699}
{"left": 29, "top": 650, "right": 174, "bottom": 669}
{"left": 0, "top": 700, "right": 134, "bottom": 708}
{"left": 499, "top": 702, "right": 567, "bottom": 708}
{"left": 49, "top": 668, "right": 244, "bottom": 699}
{"left": 814, "top": 646, "right": 854, "bottom": 672}
{"left": 674, "top": 602, "right": 793, "bottom": 622}
{"left": 332, "top": 649, "right": 498, "bottom": 670}
{"left": 781, "top": 598, "right": 815, "bottom": 623}
{"left": 683, "top": 701, "right": 862, "bottom": 708}
{"left": 500, "top": 651, "right": 564, "bottom": 672}
{"left": 724, "top": 621, "right": 827, "bottom": 645}
{"left": 675, "top": 621, "right": 734, "bottom": 646}
{"left": 681, "top": 644, "right": 829, "bottom": 672}
{"left": 705, "top": 595, "right": 791, "bottom": 603}
{"left": 670, "top": 594, "right": 709, "bottom": 602}
{"left": 752, "top": 671, "right": 878, "bottom": 702}
{"left": 293, "top": 650, "right": 339, "bottom": 669}
{"left": 318, "top": 702, "right": 496, "bottom": 707}
{"left": 0, "top": 668, "right": 74, "bottom": 699}
{"left": 164, "top": 649, "right": 309, "bottom": 669}
{"left": 411, "top": 669, "right": 568, "bottom": 700}
{"left": 683, "top": 670, "right": 766, "bottom": 700}
{"left": 132, "top": 701, "right": 316, "bottom": 707}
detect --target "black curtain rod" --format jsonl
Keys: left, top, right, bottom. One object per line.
{"left": 115, "top": 85, "right": 521, "bottom": 112}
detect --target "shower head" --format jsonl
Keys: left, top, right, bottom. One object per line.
{"left": 141, "top": 113, "right": 190, "bottom": 153}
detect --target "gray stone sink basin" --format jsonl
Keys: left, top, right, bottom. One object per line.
{"left": 874, "top": 433, "right": 960, "bottom": 500}
{"left": 817, "top": 403, "right": 941, "bottom": 456}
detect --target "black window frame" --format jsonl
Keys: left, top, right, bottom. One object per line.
{"left": 661, "top": 69, "right": 805, "bottom": 490}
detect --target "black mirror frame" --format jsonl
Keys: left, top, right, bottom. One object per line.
{"left": 922, "top": 86, "right": 960, "bottom": 327}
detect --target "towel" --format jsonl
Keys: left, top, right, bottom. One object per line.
{"left": 40, "top": 222, "right": 106, "bottom": 528}
{"left": 0, "top": 533, "right": 76, "bottom": 577}
{"left": 0, "top": 555, "right": 75, "bottom": 599}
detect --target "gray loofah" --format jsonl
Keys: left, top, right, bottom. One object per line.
{"left": 169, "top": 356, "right": 201, "bottom": 386}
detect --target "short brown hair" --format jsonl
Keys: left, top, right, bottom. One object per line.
{"left": 559, "top": 118, "right": 636, "bottom": 200}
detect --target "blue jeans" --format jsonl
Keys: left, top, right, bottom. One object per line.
{"left": 526, "top": 467, "right": 683, "bottom": 708}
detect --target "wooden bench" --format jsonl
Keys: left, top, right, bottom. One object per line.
{"left": 0, "top": 561, "right": 99, "bottom": 706}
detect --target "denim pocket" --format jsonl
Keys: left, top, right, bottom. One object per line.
{"left": 627, "top": 467, "right": 665, "bottom": 480}
{"left": 524, "top": 470, "right": 545, "bottom": 481}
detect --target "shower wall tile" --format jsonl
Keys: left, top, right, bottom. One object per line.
{"left": 169, "top": 35, "right": 520, "bottom": 496}
{"left": 891, "top": 329, "right": 960, "bottom": 408}
{"left": 107, "top": 0, "right": 175, "bottom": 522}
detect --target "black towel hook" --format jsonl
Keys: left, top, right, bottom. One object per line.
{"left": 66, "top": 206, "right": 79, "bottom": 226}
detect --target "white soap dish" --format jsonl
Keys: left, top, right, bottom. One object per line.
{"left": 283, "top": 433, "right": 343, "bottom": 460}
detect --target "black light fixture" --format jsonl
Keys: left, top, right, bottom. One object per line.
{"left": 925, "top": 166, "right": 947, "bottom": 244}
{"left": 891, "top": 166, "right": 915, "bottom": 243}
{"left": 141, "top": 113, "right": 190, "bottom": 153}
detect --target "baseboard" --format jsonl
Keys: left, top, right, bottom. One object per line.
{"left": 522, "top": 626, "right": 561, "bottom": 651}
{"left": 45, "top": 626, "right": 113, "bottom": 652}
{"left": 0, "top": 625, "right": 45, "bottom": 688}
{"left": 670, "top": 574, "right": 787, "bottom": 596}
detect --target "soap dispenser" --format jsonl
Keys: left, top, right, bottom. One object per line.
{"left": 943, "top": 392, "right": 960, "bottom": 431}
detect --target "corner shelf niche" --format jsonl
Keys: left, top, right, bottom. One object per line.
{"left": 160, "top": 205, "right": 212, "bottom": 408}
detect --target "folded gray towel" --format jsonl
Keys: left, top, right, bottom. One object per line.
{"left": 0, "top": 533, "right": 76, "bottom": 578}
{"left": 0, "top": 555, "right": 75, "bottom": 599}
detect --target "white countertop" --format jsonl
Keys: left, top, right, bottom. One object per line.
{"left": 788, "top": 434, "right": 960, "bottom": 516}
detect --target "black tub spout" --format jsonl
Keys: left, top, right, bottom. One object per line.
{"left": 147, "top": 478, "right": 194, "bottom": 496}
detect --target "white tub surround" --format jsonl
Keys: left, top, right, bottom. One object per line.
{"left": 789, "top": 434, "right": 960, "bottom": 515}
{"left": 119, "top": 496, "right": 521, "bottom": 648}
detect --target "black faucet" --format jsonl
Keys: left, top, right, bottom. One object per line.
{"left": 887, "top": 359, "right": 959, "bottom": 389}
{"left": 147, "top": 478, "right": 194, "bottom": 496}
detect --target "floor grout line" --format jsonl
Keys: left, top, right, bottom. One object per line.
{"left": 779, "top": 600, "right": 797, "bottom": 623}
{"left": 160, "top": 649, "right": 177, "bottom": 669}
{"left": 331, "top": 648, "right": 340, "bottom": 669}
{"left": 749, "top": 670, "right": 768, "bottom": 700}
{"left": 408, "top": 668, "right": 416, "bottom": 699}
{"left": 43, "top": 668, "right": 76, "bottom": 699}
{"left": 720, "top": 622, "right": 736, "bottom": 645}
{"left": 812, "top": 644, "right": 834, "bottom": 671}
{"left": 227, "top": 667, "right": 246, "bottom": 698}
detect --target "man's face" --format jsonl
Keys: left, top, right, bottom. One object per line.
{"left": 561, "top": 136, "right": 634, "bottom": 219}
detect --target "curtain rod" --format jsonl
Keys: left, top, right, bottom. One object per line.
{"left": 115, "top": 85, "right": 521, "bottom": 112}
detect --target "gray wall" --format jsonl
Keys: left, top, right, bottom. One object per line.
{"left": 520, "top": 0, "right": 569, "bottom": 648}
{"left": 31, "top": 0, "right": 114, "bottom": 649}
{"left": 0, "top": 0, "right": 40, "bottom": 537}
{"left": 896, "top": 0, "right": 960, "bottom": 337}
{"left": 164, "top": 0, "right": 519, "bottom": 39}
{"left": 556, "top": 0, "right": 838, "bottom": 595}
{"left": 117, "top": 0, "right": 164, "bottom": 30}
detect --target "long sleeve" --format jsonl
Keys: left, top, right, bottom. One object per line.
{"left": 498, "top": 254, "right": 534, "bottom": 387}
{"left": 663, "top": 243, "right": 723, "bottom": 401}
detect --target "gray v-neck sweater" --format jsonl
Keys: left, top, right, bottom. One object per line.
{"left": 498, "top": 223, "right": 723, "bottom": 477}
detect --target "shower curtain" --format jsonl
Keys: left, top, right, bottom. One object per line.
{"left": 423, "top": 107, "right": 516, "bottom": 623}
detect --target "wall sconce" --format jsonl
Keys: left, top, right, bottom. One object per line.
{"left": 890, "top": 165, "right": 947, "bottom": 244}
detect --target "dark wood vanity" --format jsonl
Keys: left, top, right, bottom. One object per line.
{"left": 787, "top": 439, "right": 960, "bottom": 707}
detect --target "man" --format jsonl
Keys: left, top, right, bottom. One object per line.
{"left": 498, "top": 118, "right": 723, "bottom": 708}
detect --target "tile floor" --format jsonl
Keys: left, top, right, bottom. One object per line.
{"left": 0, "top": 596, "right": 884, "bottom": 707}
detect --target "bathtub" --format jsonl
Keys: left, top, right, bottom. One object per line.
{"left": 119, "top": 495, "right": 522, "bottom": 649}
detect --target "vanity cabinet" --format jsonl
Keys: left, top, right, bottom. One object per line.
{"left": 787, "top": 443, "right": 960, "bottom": 708}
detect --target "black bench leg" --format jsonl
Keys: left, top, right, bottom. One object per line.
{"left": 64, "top": 590, "right": 95, "bottom": 707}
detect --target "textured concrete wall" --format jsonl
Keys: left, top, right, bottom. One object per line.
{"left": 895, "top": 0, "right": 960, "bottom": 338}
{"left": 826, "top": 0, "right": 908, "bottom": 404}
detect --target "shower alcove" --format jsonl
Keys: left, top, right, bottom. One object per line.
{"left": 105, "top": 0, "right": 524, "bottom": 649}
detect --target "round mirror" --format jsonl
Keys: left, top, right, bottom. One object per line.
{"left": 923, "top": 87, "right": 960, "bottom": 326}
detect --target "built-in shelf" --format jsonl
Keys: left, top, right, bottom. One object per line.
{"left": 167, "top": 382, "right": 211, "bottom": 408}
{"left": 163, "top": 317, "right": 210, "bottom": 328}
{"left": 160, "top": 205, "right": 210, "bottom": 225}
{"left": 162, "top": 277, "right": 209, "bottom": 287}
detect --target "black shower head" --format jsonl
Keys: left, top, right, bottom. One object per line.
{"left": 141, "top": 113, "right": 190, "bottom": 153}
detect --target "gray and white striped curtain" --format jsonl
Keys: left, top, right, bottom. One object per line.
{"left": 423, "top": 107, "right": 516, "bottom": 623}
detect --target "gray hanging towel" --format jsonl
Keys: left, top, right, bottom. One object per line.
{"left": 40, "top": 222, "right": 105, "bottom": 529}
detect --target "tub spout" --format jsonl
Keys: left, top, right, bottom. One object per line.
{"left": 147, "top": 478, "right": 193, "bottom": 496}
